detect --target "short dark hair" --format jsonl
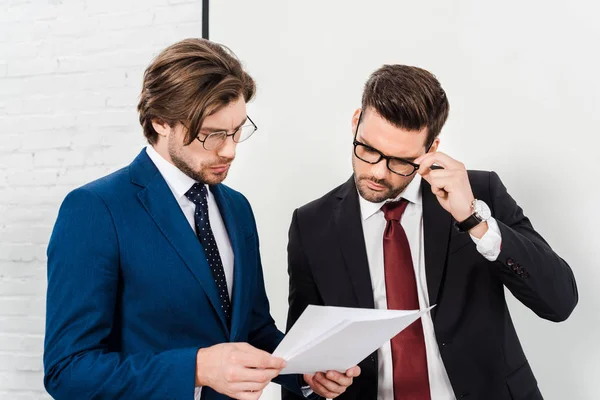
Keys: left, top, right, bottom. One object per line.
{"left": 361, "top": 65, "right": 449, "bottom": 146}
{"left": 137, "top": 38, "right": 256, "bottom": 145}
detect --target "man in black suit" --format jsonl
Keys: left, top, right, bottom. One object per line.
{"left": 283, "top": 65, "right": 577, "bottom": 400}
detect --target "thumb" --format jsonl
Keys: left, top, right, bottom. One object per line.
{"left": 303, "top": 373, "right": 315, "bottom": 387}
{"left": 346, "top": 366, "right": 361, "bottom": 378}
{"left": 418, "top": 167, "right": 432, "bottom": 184}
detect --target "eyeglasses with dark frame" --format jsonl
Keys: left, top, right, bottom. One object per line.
{"left": 353, "top": 112, "right": 437, "bottom": 177}
{"left": 195, "top": 116, "right": 258, "bottom": 151}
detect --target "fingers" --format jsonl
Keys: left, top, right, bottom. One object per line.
{"left": 416, "top": 151, "right": 464, "bottom": 172}
{"left": 229, "top": 381, "right": 268, "bottom": 392}
{"left": 428, "top": 171, "right": 452, "bottom": 189}
{"left": 430, "top": 184, "right": 448, "bottom": 199}
{"left": 310, "top": 373, "right": 338, "bottom": 398}
{"left": 237, "top": 344, "right": 286, "bottom": 370}
{"left": 413, "top": 151, "right": 477, "bottom": 221}
{"left": 422, "top": 168, "right": 449, "bottom": 193}
{"left": 303, "top": 373, "right": 315, "bottom": 387}
{"left": 307, "top": 368, "right": 360, "bottom": 399}
{"left": 324, "top": 370, "right": 353, "bottom": 387}
{"left": 420, "top": 167, "right": 446, "bottom": 183}
{"left": 415, "top": 152, "right": 437, "bottom": 172}
{"left": 427, "top": 168, "right": 470, "bottom": 199}
{"left": 225, "top": 369, "right": 274, "bottom": 399}
{"left": 235, "top": 389, "right": 263, "bottom": 400}
{"left": 312, "top": 371, "right": 347, "bottom": 398}
{"left": 345, "top": 366, "right": 361, "bottom": 378}
{"left": 223, "top": 347, "right": 282, "bottom": 386}
{"left": 226, "top": 366, "right": 280, "bottom": 384}
{"left": 417, "top": 154, "right": 448, "bottom": 184}
{"left": 209, "top": 343, "right": 283, "bottom": 400}
{"left": 427, "top": 169, "right": 453, "bottom": 179}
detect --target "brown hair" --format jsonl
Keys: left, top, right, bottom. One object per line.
{"left": 361, "top": 65, "right": 449, "bottom": 147}
{"left": 137, "top": 38, "right": 256, "bottom": 145}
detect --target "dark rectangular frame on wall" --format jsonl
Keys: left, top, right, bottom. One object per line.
{"left": 202, "top": 0, "right": 209, "bottom": 39}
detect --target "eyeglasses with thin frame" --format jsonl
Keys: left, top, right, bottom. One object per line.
{"left": 353, "top": 112, "right": 435, "bottom": 177}
{"left": 195, "top": 116, "right": 258, "bottom": 150}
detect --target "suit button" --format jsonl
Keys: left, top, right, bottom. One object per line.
{"left": 522, "top": 272, "right": 529, "bottom": 278}
{"left": 507, "top": 258, "right": 515, "bottom": 267}
{"left": 512, "top": 264, "right": 519, "bottom": 271}
{"left": 518, "top": 266, "right": 527, "bottom": 275}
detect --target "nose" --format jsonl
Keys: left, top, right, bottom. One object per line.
{"left": 216, "top": 135, "right": 237, "bottom": 160}
{"left": 371, "top": 158, "right": 389, "bottom": 180}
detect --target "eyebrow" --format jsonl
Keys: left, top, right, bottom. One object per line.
{"left": 358, "top": 135, "right": 418, "bottom": 162}
{"left": 200, "top": 116, "right": 248, "bottom": 133}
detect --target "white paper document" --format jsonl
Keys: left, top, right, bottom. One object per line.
{"left": 274, "top": 305, "right": 434, "bottom": 375}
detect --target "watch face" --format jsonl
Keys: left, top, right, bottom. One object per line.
{"left": 474, "top": 200, "right": 492, "bottom": 220}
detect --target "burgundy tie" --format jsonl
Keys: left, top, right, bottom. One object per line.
{"left": 382, "top": 199, "right": 431, "bottom": 400}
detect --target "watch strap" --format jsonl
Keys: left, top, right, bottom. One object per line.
{"left": 455, "top": 213, "right": 482, "bottom": 232}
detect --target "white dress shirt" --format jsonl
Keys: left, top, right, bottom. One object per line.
{"left": 358, "top": 174, "right": 502, "bottom": 400}
{"left": 146, "top": 145, "right": 234, "bottom": 400}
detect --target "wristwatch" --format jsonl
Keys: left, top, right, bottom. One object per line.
{"left": 455, "top": 199, "right": 491, "bottom": 232}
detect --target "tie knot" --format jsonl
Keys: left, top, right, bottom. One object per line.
{"left": 382, "top": 198, "right": 409, "bottom": 222}
{"left": 184, "top": 183, "right": 208, "bottom": 206}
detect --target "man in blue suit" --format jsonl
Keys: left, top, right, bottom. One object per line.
{"left": 44, "top": 38, "right": 359, "bottom": 400}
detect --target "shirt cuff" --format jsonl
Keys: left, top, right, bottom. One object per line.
{"left": 470, "top": 217, "right": 502, "bottom": 261}
{"left": 301, "top": 385, "right": 314, "bottom": 398}
{"left": 298, "top": 374, "right": 315, "bottom": 398}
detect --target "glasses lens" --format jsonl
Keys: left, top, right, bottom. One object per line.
{"left": 354, "top": 143, "right": 381, "bottom": 164}
{"left": 388, "top": 158, "right": 416, "bottom": 176}
{"left": 234, "top": 124, "right": 256, "bottom": 143}
{"left": 203, "top": 132, "right": 227, "bottom": 150}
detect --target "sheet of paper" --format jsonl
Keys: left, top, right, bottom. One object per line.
{"left": 274, "top": 305, "right": 434, "bottom": 375}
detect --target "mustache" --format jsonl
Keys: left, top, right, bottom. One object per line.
{"left": 205, "top": 157, "right": 234, "bottom": 167}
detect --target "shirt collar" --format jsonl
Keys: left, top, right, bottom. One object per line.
{"left": 358, "top": 173, "right": 423, "bottom": 221}
{"left": 145, "top": 145, "right": 198, "bottom": 199}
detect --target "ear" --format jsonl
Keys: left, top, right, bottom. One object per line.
{"left": 428, "top": 137, "right": 441, "bottom": 153}
{"left": 351, "top": 108, "right": 362, "bottom": 136}
{"left": 151, "top": 119, "right": 171, "bottom": 138}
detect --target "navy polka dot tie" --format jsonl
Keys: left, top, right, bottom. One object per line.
{"left": 185, "top": 183, "right": 232, "bottom": 325}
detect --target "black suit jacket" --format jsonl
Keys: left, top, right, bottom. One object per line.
{"left": 282, "top": 171, "right": 577, "bottom": 400}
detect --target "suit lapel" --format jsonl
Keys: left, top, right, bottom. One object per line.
{"left": 333, "top": 177, "right": 375, "bottom": 309}
{"left": 210, "top": 184, "right": 250, "bottom": 342}
{"left": 130, "top": 149, "right": 230, "bottom": 336}
{"left": 332, "top": 175, "right": 452, "bottom": 314}
{"left": 421, "top": 180, "right": 452, "bottom": 312}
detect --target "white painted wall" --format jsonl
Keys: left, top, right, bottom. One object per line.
{"left": 0, "top": 0, "right": 203, "bottom": 398}
{"left": 213, "top": 1, "right": 600, "bottom": 399}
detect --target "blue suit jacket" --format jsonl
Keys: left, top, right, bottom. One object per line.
{"left": 44, "top": 149, "right": 303, "bottom": 399}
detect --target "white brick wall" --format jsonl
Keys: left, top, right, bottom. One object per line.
{"left": 0, "top": 0, "right": 204, "bottom": 398}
